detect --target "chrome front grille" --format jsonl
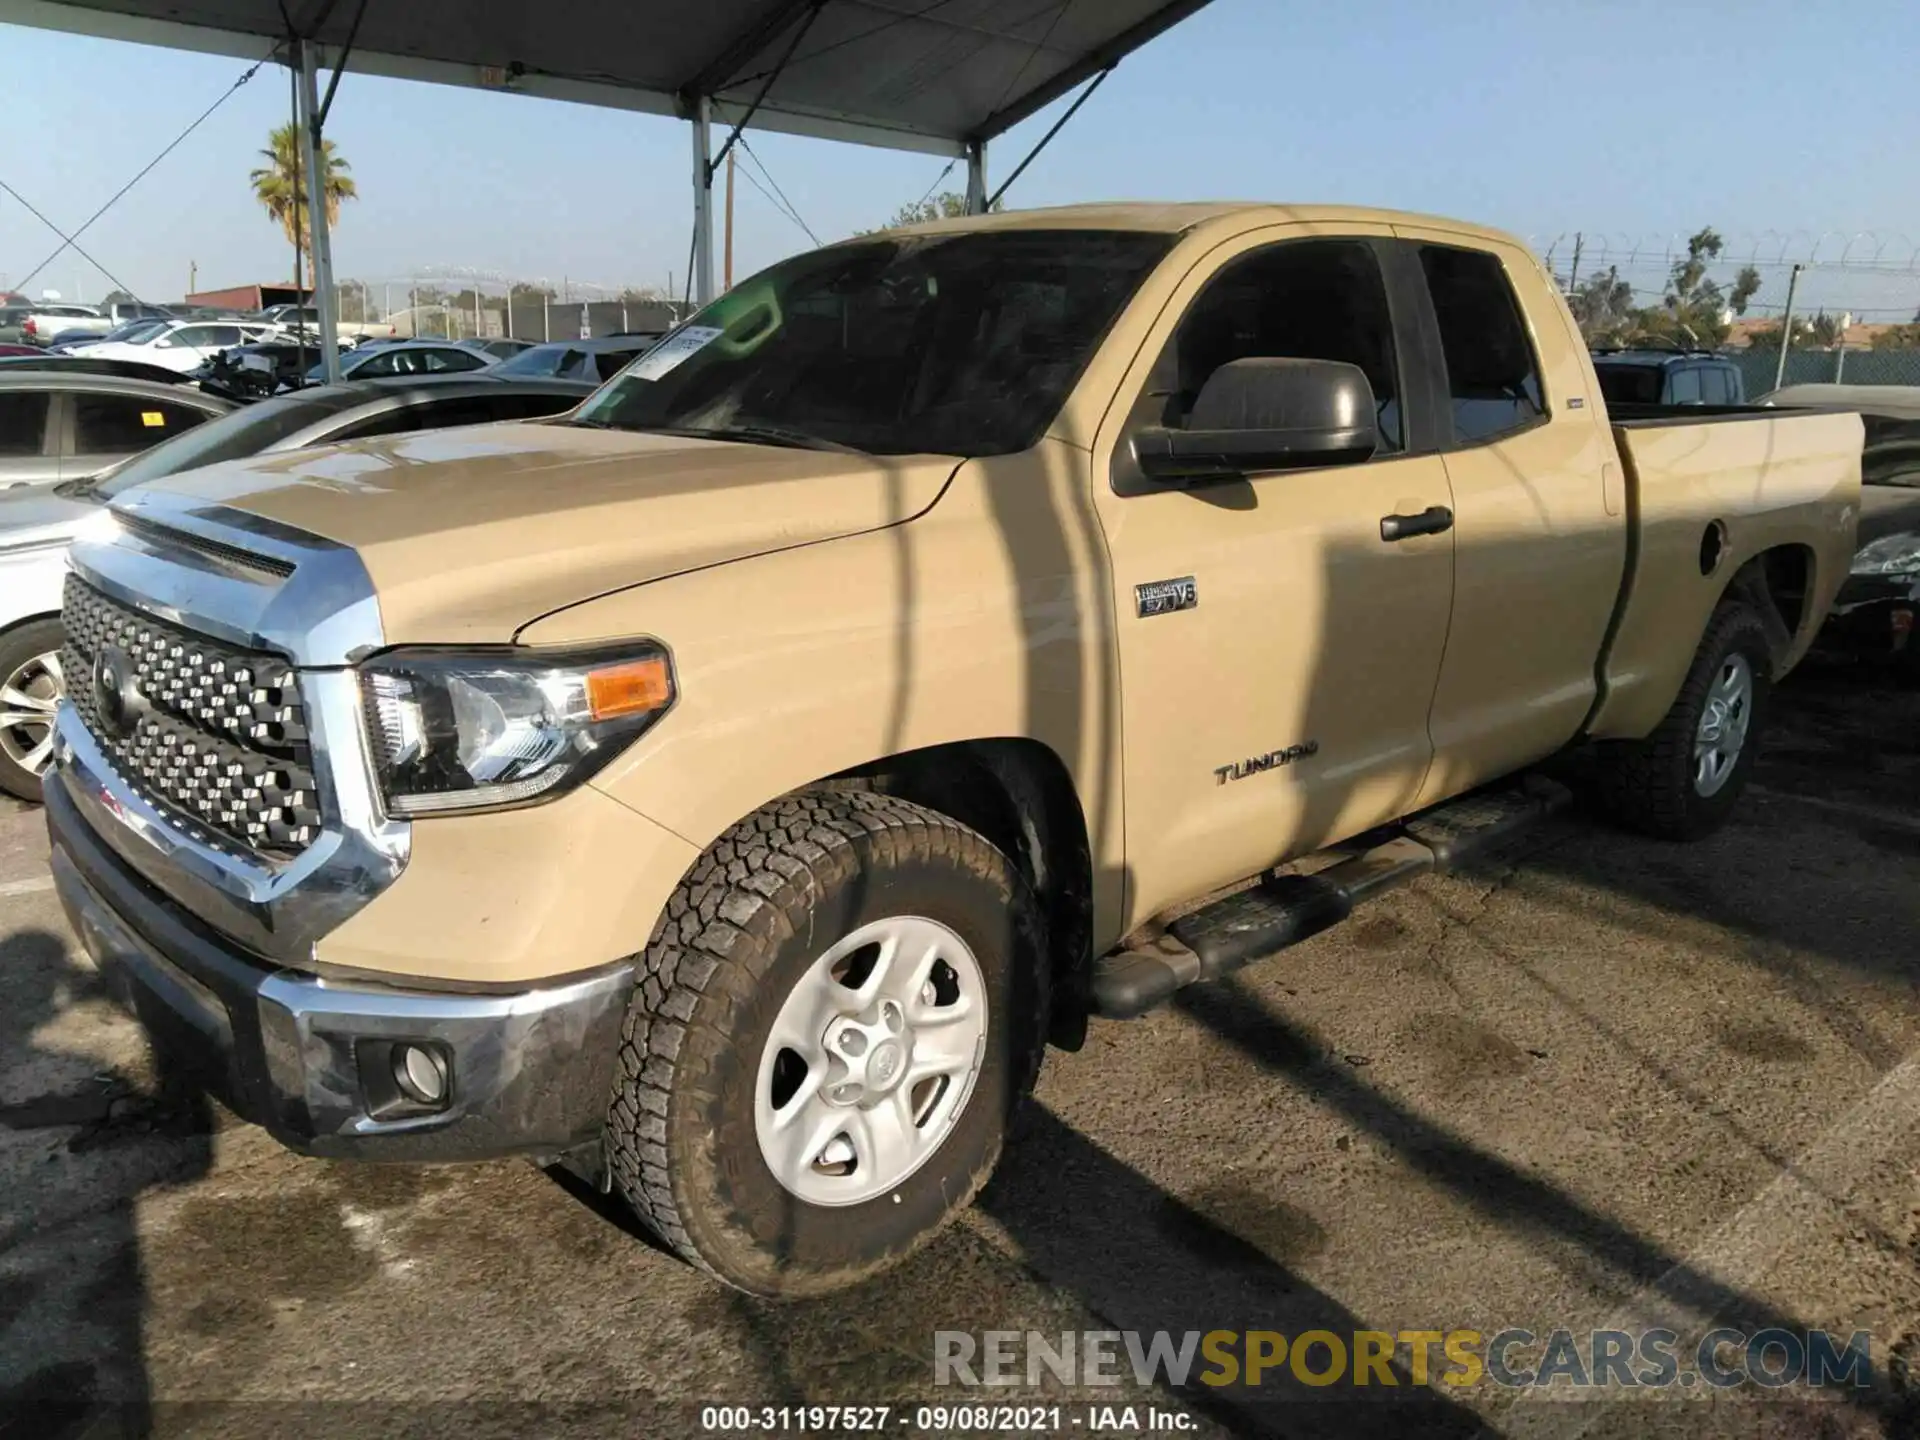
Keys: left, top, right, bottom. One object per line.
{"left": 61, "top": 574, "right": 322, "bottom": 857}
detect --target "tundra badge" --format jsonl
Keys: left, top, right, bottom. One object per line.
{"left": 1136, "top": 576, "right": 1197, "bottom": 618}
{"left": 1215, "top": 742, "right": 1320, "bottom": 785}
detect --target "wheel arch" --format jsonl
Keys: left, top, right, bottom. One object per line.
{"left": 815, "top": 737, "right": 1097, "bottom": 1049}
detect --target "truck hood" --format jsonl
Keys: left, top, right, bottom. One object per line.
{"left": 120, "top": 421, "right": 960, "bottom": 644}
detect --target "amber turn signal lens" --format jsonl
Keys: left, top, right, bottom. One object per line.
{"left": 586, "top": 656, "right": 673, "bottom": 720}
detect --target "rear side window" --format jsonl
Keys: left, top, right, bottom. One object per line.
{"left": 1698, "top": 367, "right": 1731, "bottom": 405}
{"left": 73, "top": 394, "right": 208, "bottom": 453}
{"left": 591, "top": 348, "right": 644, "bottom": 381}
{"left": 0, "top": 392, "right": 49, "bottom": 456}
{"left": 1418, "top": 245, "right": 1546, "bottom": 445}
{"left": 1668, "top": 368, "right": 1703, "bottom": 405}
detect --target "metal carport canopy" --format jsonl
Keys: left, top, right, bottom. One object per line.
{"left": 0, "top": 0, "right": 1216, "bottom": 368}
{"left": 1, "top": 0, "right": 1211, "bottom": 156}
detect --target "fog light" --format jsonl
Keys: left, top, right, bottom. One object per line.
{"left": 392, "top": 1043, "right": 449, "bottom": 1105}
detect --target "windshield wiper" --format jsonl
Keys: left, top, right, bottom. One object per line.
{"left": 715, "top": 424, "right": 865, "bottom": 455}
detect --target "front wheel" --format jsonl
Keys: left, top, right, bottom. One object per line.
{"left": 0, "top": 618, "right": 65, "bottom": 802}
{"left": 1591, "top": 599, "right": 1774, "bottom": 840}
{"left": 606, "top": 789, "right": 1047, "bottom": 1296}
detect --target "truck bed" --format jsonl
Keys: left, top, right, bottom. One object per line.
{"left": 1584, "top": 408, "right": 1863, "bottom": 739}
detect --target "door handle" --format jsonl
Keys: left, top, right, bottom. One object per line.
{"left": 1380, "top": 505, "right": 1454, "bottom": 542}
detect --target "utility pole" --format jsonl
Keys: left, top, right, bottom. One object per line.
{"left": 1773, "top": 263, "right": 1803, "bottom": 393}
{"left": 724, "top": 147, "right": 736, "bottom": 292}
{"left": 1567, "top": 232, "right": 1584, "bottom": 294}
{"left": 188, "top": 260, "right": 197, "bottom": 297}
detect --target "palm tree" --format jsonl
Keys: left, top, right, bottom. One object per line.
{"left": 249, "top": 123, "right": 357, "bottom": 291}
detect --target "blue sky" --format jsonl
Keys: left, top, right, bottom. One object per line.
{"left": 4, "top": 0, "right": 1919, "bottom": 318}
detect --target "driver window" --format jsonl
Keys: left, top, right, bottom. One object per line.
{"left": 1145, "top": 239, "right": 1403, "bottom": 453}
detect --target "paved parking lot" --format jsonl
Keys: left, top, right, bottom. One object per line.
{"left": 5, "top": 659, "right": 1920, "bottom": 1439}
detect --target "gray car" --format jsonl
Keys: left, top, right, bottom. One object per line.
{"left": 0, "top": 375, "right": 592, "bottom": 799}
{"left": 0, "top": 371, "right": 233, "bottom": 489}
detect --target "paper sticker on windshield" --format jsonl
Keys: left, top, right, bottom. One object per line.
{"left": 628, "top": 326, "right": 723, "bottom": 381}
{"left": 140, "top": 411, "right": 166, "bottom": 428}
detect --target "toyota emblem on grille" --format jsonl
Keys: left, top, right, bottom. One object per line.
{"left": 92, "top": 644, "right": 146, "bottom": 739}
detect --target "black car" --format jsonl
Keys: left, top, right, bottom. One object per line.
{"left": 1763, "top": 386, "right": 1920, "bottom": 669}
{"left": 492, "top": 334, "right": 661, "bottom": 383}
{"left": 194, "top": 339, "right": 342, "bottom": 400}
{"left": 0, "top": 354, "right": 193, "bottom": 387}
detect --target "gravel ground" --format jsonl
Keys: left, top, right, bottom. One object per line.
{"left": 3, "top": 657, "right": 1918, "bottom": 1439}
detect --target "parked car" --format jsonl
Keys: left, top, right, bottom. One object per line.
{"left": 305, "top": 339, "right": 494, "bottom": 382}
{"left": 0, "top": 355, "right": 196, "bottom": 387}
{"left": 47, "top": 317, "right": 173, "bottom": 353}
{"left": 21, "top": 301, "right": 172, "bottom": 347}
{"left": 1761, "top": 384, "right": 1920, "bottom": 668}
{"left": 491, "top": 333, "right": 661, "bottom": 382}
{"left": 0, "top": 370, "right": 229, "bottom": 490}
{"left": 463, "top": 338, "right": 537, "bottom": 361}
{"left": 1590, "top": 348, "right": 1747, "bottom": 407}
{"left": 193, "top": 339, "right": 343, "bottom": 400}
{"left": 0, "top": 344, "right": 42, "bottom": 357}
{"left": 1, "top": 303, "right": 103, "bottom": 346}
{"left": 81, "top": 318, "right": 280, "bottom": 373}
{"left": 38, "top": 203, "right": 1863, "bottom": 1297}
{"left": 256, "top": 303, "right": 398, "bottom": 342}
{"left": 0, "top": 374, "right": 590, "bottom": 798}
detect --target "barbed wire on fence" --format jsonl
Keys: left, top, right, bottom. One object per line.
{"left": 319, "top": 269, "right": 693, "bottom": 340}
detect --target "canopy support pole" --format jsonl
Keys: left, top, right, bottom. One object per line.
{"left": 296, "top": 38, "right": 342, "bottom": 382}
{"left": 691, "top": 95, "right": 715, "bottom": 305}
{"left": 964, "top": 139, "right": 988, "bottom": 214}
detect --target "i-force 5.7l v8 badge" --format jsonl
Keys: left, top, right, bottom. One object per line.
{"left": 1135, "top": 576, "right": 1197, "bottom": 618}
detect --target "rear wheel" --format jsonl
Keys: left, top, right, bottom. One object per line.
{"left": 605, "top": 788, "right": 1047, "bottom": 1296}
{"left": 1591, "top": 600, "right": 1773, "bottom": 840}
{"left": 0, "top": 619, "right": 65, "bottom": 802}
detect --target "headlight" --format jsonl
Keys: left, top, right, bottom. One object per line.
{"left": 359, "top": 644, "right": 674, "bottom": 816}
{"left": 1851, "top": 533, "right": 1920, "bottom": 577}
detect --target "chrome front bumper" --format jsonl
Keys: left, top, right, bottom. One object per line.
{"left": 48, "top": 777, "right": 634, "bottom": 1162}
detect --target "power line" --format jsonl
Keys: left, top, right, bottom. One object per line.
{"left": 0, "top": 179, "right": 140, "bottom": 302}
{"left": 736, "top": 136, "right": 820, "bottom": 246}
{"left": 11, "top": 42, "right": 282, "bottom": 299}
{"left": 914, "top": 157, "right": 958, "bottom": 210}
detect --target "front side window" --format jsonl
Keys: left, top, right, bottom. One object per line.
{"left": 1419, "top": 245, "right": 1546, "bottom": 445}
{"left": 1146, "top": 238, "right": 1404, "bottom": 452}
{"left": 574, "top": 230, "right": 1172, "bottom": 456}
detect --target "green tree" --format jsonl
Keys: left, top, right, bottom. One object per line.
{"left": 1627, "top": 228, "right": 1763, "bottom": 349}
{"left": 1871, "top": 323, "right": 1920, "bottom": 350}
{"left": 509, "top": 281, "right": 557, "bottom": 302}
{"left": 1568, "top": 265, "right": 1636, "bottom": 344}
{"left": 249, "top": 123, "right": 358, "bottom": 293}
{"left": 861, "top": 191, "right": 997, "bottom": 233}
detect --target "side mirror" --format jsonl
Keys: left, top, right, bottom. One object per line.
{"left": 1131, "top": 356, "right": 1379, "bottom": 485}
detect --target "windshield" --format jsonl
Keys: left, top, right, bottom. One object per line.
{"left": 572, "top": 229, "right": 1172, "bottom": 456}
{"left": 88, "top": 392, "right": 352, "bottom": 497}
{"left": 105, "top": 319, "right": 166, "bottom": 344}
{"left": 494, "top": 344, "right": 568, "bottom": 377}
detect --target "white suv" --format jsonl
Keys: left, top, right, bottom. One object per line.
{"left": 84, "top": 319, "right": 277, "bottom": 373}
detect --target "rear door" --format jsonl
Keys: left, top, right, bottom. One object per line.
{"left": 0, "top": 390, "right": 57, "bottom": 487}
{"left": 1390, "top": 227, "right": 1626, "bottom": 806}
{"left": 62, "top": 391, "right": 213, "bottom": 478}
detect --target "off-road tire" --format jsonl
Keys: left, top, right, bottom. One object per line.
{"left": 1591, "top": 600, "right": 1774, "bottom": 840}
{"left": 605, "top": 788, "right": 1048, "bottom": 1297}
{"left": 0, "top": 618, "right": 65, "bottom": 802}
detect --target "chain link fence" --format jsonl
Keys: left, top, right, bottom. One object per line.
{"left": 327, "top": 274, "right": 691, "bottom": 342}
{"left": 1731, "top": 346, "right": 1920, "bottom": 398}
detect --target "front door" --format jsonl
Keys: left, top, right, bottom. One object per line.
{"left": 1093, "top": 228, "right": 1457, "bottom": 930}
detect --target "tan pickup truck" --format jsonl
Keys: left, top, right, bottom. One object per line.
{"left": 44, "top": 203, "right": 1860, "bottom": 1295}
